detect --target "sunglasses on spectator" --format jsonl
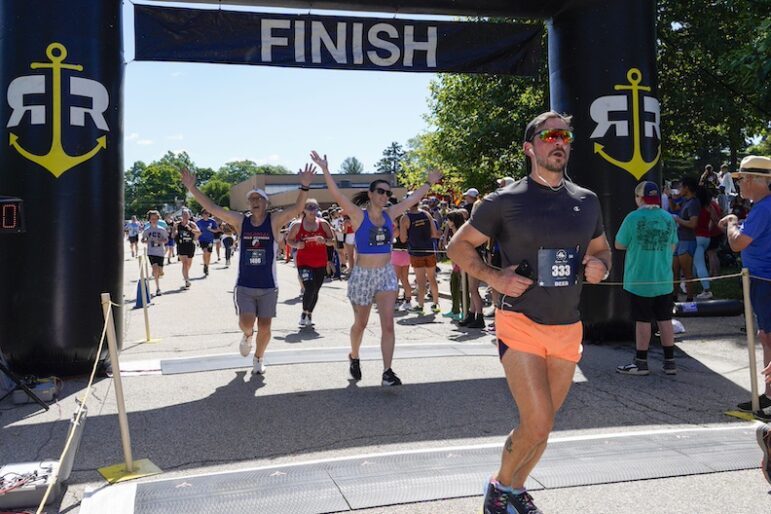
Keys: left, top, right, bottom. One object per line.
{"left": 374, "top": 187, "right": 393, "bottom": 197}
{"left": 534, "top": 128, "right": 574, "bottom": 144}
{"left": 305, "top": 204, "right": 319, "bottom": 211}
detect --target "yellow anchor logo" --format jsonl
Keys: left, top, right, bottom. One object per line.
{"left": 8, "top": 43, "right": 107, "bottom": 178}
{"left": 593, "top": 68, "right": 660, "bottom": 180}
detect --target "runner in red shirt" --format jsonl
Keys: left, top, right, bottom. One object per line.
{"left": 287, "top": 199, "right": 335, "bottom": 328}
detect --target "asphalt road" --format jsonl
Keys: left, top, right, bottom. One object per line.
{"left": 2, "top": 243, "right": 770, "bottom": 513}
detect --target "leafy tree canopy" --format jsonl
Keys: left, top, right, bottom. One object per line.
{"left": 375, "top": 142, "right": 406, "bottom": 174}
{"left": 339, "top": 156, "right": 364, "bottom": 174}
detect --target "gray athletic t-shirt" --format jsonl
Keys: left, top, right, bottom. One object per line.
{"left": 142, "top": 226, "right": 169, "bottom": 257}
{"left": 470, "top": 177, "right": 604, "bottom": 325}
{"left": 677, "top": 197, "right": 700, "bottom": 241}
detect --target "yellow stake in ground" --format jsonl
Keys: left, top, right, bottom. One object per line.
{"left": 593, "top": 68, "right": 660, "bottom": 180}
{"left": 9, "top": 42, "right": 107, "bottom": 178}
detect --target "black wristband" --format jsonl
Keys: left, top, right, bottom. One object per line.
{"left": 299, "top": 185, "right": 310, "bottom": 191}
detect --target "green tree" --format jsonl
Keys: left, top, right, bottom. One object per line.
{"left": 256, "top": 164, "right": 292, "bottom": 175}
{"left": 375, "top": 142, "right": 406, "bottom": 174}
{"left": 188, "top": 179, "right": 231, "bottom": 213}
{"left": 130, "top": 162, "right": 187, "bottom": 215}
{"left": 422, "top": 70, "right": 547, "bottom": 195}
{"left": 195, "top": 166, "right": 216, "bottom": 185}
{"left": 339, "top": 156, "right": 364, "bottom": 174}
{"left": 215, "top": 160, "right": 261, "bottom": 184}
{"left": 125, "top": 160, "right": 147, "bottom": 216}
{"left": 747, "top": 133, "right": 771, "bottom": 157}
{"left": 214, "top": 160, "right": 291, "bottom": 184}
{"left": 657, "top": 0, "right": 770, "bottom": 169}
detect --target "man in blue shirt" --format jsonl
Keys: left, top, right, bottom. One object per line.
{"left": 615, "top": 182, "right": 678, "bottom": 376}
{"left": 196, "top": 210, "right": 219, "bottom": 276}
{"left": 125, "top": 215, "right": 143, "bottom": 258}
{"left": 720, "top": 156, "right": 771, "bottom": 423}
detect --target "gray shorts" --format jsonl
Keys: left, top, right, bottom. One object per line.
{"left": 233, "top": 286, "right": 278, "bottom": 318}
{"left": 347, "top": 265, "right": 398, "bottom": 305}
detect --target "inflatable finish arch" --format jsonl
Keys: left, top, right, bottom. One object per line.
{"left": 0, "top": 0, "right": 658, "bottom": 374}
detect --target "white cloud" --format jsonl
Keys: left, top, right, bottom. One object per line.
{"left": 136, "top": 139, "right": 154, "bottom": 145}
{"left": 166, "top": 133, "right": 184, "bottom": 141}
{"left": 125, "top": 132, "right": 139, "bottom": 141}
{"left": 170, "top": 72, "right": 183, "bottom": 77}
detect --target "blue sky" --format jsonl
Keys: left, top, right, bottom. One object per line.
{"left": 123, "top": 3, "right": 441, "bottom": 174}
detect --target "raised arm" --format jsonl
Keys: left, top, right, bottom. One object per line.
{"left": 309, "top": 151, "right": 362, "bottom": 225}
{"left": 272, "top": 163, "right": 316, "bottom": 231}
{"left": 387, "top": 169, "right": 443, "bottom": 220}
{"left": 180, "top": 168, "right": 243, "bottom": 228}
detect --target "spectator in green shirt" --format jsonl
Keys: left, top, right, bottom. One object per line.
{"left": 615, "top": 181, "right": 679, "bottom": 376}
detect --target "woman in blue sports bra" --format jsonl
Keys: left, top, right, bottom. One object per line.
{"left": 311, "top": 151, "right": 442, "bottom": 387}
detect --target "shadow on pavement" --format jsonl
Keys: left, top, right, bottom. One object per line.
{"left": 1, "top": 341, "right": 755, "bottom": 488}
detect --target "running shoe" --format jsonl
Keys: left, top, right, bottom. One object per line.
{"left": 467, "top": 314, "right": 486, "bottom": 329}
{"left": 239, "top": 332, "right": 253, "bottom": 357}
{"left": 306, "top": 315, "right": 314, "bottom": 327}
{"left": 482, "top": 480, "right": 543, "bottom": 514}
{"left": 184, "top": 280, "right": 191, "bottom": 289}
{"left": 485, "top": 322, "right": 496, "bottom": 335}
{"left": 452, "top": 312, "right": 464, "bottom": 321}
{"left": 696, "top": 290, "right": 713, "bottom": 300}
{"left": 251, "top": 356, "right": 265, "bottom": 375}
{"left": 299, "top": 314, "right": 307, "bottom": 328}
{"left": 411, "top": 304, "right": 425, "bottom": 315}
{"left": 458, "top": 313, "right": 474, "bottom": 326}
{"left": 738, "top": 395, "right": 771, "bottom": 413}
{"left": 155, "top": 289, "right": 162, "bottom": 297}
{"left": 442, "top": 310, "right": 458, "bottom": 318}
{"left": 756, "top": 423, "right": 771, "bottom": 484}
{"left": 381, "top": 368, "right": 402, "bottom": 386}
{"left": 662, "top": 359, "right": 677, "bottom": 375}
{"left": 398, "top": 300, "right": 412, "bottom": 312}
{"left": 430, "top": 304, "right": 441, "bottom": 314}
{"left": 349, "top": 354, "right": 362, "bottom": 381}
{"left": 616, "top": 358, "right": 650, "bottom": 376}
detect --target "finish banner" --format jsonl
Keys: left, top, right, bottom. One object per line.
{"left": 134, "top": 5, "right": 542, "bottom": 75}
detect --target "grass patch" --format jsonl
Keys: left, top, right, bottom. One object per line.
{"left": 705, "top": 266, "right": 744, "bottom": 300}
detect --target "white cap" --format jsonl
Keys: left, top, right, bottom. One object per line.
{"left": 463, "top": 188, "right": 479, "bottom": 198}
{"left": 246, "top": 188, "right": 269, "bottom": 201}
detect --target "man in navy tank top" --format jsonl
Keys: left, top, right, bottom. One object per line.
{"left": 181, "top": 164, "right": 317, "bottom": 375}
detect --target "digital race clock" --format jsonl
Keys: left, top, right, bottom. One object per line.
{"left": 0, "top": 197, "right": 25, "bottom": 233}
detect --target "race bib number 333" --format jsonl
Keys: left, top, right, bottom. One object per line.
{"left": 537, "top": 248, "right": 579, "bottom": 287}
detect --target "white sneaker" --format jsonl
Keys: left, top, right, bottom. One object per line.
{"left": 398, "top": 301, "right": 412, "bottom": 312}
{"left": 696, "top": 290, "right": 713, "bottom": 300}
{"left": 239, "top": 333, "right": 253, "bottom": 357}
{"left": 299, "top": 314, "right": 307, "bottom": 328}
{"left": 252, "top": 357, "right": 265, "bottom": 375}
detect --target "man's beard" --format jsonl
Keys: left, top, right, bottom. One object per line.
{"left": 536, "top": 153, "right": 566, "bottom": 173}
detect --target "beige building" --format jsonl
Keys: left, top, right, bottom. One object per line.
{"left": 229, "top": 172, "right": 407, "bottom": 211}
